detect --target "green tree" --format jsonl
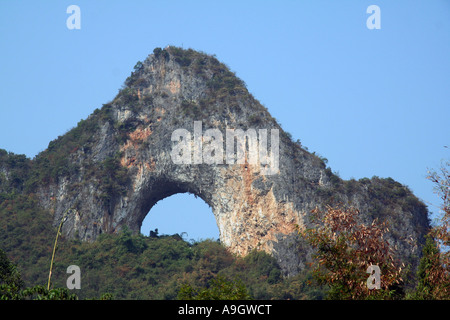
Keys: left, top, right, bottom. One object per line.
{"left": 0, "top": 248, "right": 24, "bottom": 299}
{"left": 412, "top": 236, "right": 448, "bottom": 299}
{"left": 412, "top": 159, "right": 450, "bottom": 299}
{"left": 177, "top": 275, "right": 251, "bottom": 300}
{"left": 0, "top": 248, "right": 79, "bottom": 300}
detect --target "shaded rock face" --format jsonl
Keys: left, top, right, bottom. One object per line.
{"left": 35, "top": 47, "right": 430, "bottom": 276}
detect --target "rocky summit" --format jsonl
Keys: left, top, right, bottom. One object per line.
{"left": 15, "top": 47, "right": 429, "bottom": 276}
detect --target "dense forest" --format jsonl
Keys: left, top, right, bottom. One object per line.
{"left": 0, "top": 208, "right": 322, "bottom": 299}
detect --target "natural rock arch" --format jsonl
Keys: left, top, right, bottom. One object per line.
{"left": 34, "top": 47, "right": 430, "bottom": 276}
{"left": 140, "top": 192, "right": 219, "bottom": 239}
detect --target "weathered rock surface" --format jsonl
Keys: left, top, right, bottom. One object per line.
{"left": 30, "top": 47, "right": 429, "bottom": 276}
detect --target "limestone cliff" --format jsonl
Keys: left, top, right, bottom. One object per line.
{"left": 22, "top": 47, "right": 429, "bottom": 276}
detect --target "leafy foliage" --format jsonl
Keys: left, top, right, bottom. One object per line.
{"left": 0, "top": 248, "right": 24, "bottom": 299}
{"left": 178, "top": 275, "right": 251, "bottom": 300}
{"left": 0, "top": 204, "right": 323, "bottom": 301}
{"left": 299, "top": 205, "right": 405, "bottom": 300}
{"left": 27, "top": 115, "right": 101, "bottom": 188}
{"left": 52, "top": 232, "right": 320, "bottom": 299}
{"left": 0, "top": 193, "right": 54, "bottom": 286}
{"left": 410, "top": 159, "right": 450, "bottom": 299}
{"left": 95, "top": 153, "right": 130, "bottom": 206}
{"left": 411, "top": 236, "right": 448, "bottom": 299}
{"left": 0, "top": 150, "right": 32, "bottom": 195}
{"left": 0, "top": 248, "right": 75, "bottom": 300}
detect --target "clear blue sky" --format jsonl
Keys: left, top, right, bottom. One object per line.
{"left": 0, "top": 1, "right": 449, "bottom": 241}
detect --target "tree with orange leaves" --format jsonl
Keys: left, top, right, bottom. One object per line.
{"left": 298, "top": 205, "right": 404, "bottom": 300}
{"left": 413, "top": 160, "right": 450, "bottom": 299}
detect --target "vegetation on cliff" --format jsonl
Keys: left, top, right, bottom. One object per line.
{"left": 0, "top": 219, "right": 322, "bottom": 300}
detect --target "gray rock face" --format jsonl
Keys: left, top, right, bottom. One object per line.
{"left": 34, "top": 47, "right": 430, "bottom": 276}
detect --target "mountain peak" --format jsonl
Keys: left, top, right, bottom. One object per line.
{"left": 120, "top": 46, "right": 250, "bottom": 112}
